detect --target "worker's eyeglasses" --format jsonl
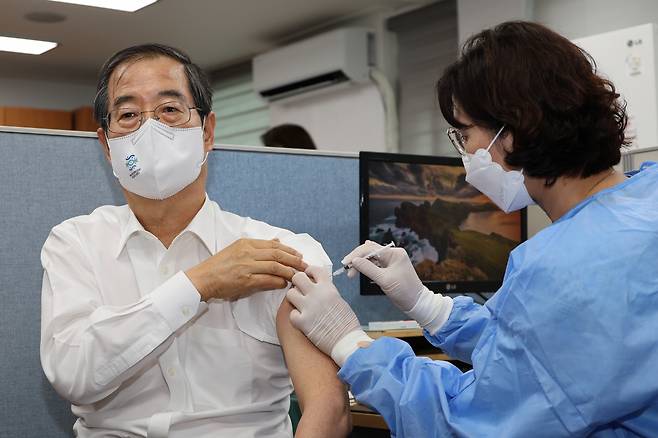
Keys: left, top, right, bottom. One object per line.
{"left": 105, "top": 100, "right": 200, "bottom": 134}
{"left": 446, "top": 127, "right": 467, "bottom": 156}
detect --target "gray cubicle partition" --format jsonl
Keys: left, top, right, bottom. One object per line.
{"left": 0, "top": 127, "right": 404, "bottom": 436}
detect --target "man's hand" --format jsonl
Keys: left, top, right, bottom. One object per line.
{"left": 185, "top": 238, "right": 307, "bottom": 301}
{"left": 287, "top": 266, "right": 370, "bottom": 366}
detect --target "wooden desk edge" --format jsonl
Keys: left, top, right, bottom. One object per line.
{"left": 351, "top": 411, "right": 389, "bottom": 430}
{"left": 365, "top": 328, "right": 423, "bottom": 339}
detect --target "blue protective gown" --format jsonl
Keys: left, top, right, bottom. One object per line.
{"left": 340, "top": 163, "right": 658, "bottom": 437}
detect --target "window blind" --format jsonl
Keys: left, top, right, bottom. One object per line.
{"left": 211, "top": 64, "right": 270, "bottom": 146}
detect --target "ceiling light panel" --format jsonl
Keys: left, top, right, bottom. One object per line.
{"left": 0, "top": 36, "right": 58, "bottom": 55}
{"left": 47, "top": 0, "right": 158, "bottom": 12}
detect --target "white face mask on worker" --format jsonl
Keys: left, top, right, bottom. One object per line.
{"left": 461, "top": 125, "right": 535, "bottom": 213}
{"left": 107, "top": 118, "right": 208, "bottom": 200}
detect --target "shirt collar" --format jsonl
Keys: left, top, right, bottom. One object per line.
{"left": 115, "top": 194, "right": 216, "bottom": 258}
{"left": 182, "top": 194, "right": 216, "bottom": 255}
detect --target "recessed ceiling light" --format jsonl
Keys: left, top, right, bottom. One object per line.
{"left": 46, "top": 0, "right": 158, "bottom": 12}
{"left": 0, "top": 36, "right": 58, "bottom": 55}
{"left": 25, "top": 11, "right": 67, "bottom": 24}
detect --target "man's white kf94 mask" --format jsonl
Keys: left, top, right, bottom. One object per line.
{"left": 108, "top": 118, "right": 208, "bottom": 200}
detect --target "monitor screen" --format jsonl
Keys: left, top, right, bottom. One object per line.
{"left": 359, "top": 152, "right": 527, "bottom": 295}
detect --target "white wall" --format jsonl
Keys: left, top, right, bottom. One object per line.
{"left": 629, "top": 148, "right": 658, "bottom": 167}
{"left": 0, "top": 77, "right": 95, "bottom": 111}
{"left": 269, "top": 83, "right": 386, "bottom": 152}
{"left": 457, "top": 0, "right": 533, "bottom": 44}
{"left": 535, "top": 0, "right": 658, "bottom": 39}
{"left": 535, "top": 1, "right": 658, "bottom": 153}
{"left": 456, "top": 0, "right": 658, "bottom": 43}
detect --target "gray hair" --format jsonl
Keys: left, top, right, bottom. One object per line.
{"left": 93, "top": 43, "right": 212, "bottom": 131}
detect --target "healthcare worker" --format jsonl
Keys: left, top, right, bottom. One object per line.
{"left": 286, "top": 21, "right": 658, "bottom": 437}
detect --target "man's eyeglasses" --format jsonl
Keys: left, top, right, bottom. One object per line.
{"left": 446, "top": 127, "right": 467, "bottom": 156}
{"left": 105, "top": 100, "right": 201, "bottom": 134}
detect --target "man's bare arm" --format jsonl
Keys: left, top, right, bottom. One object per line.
{"left": 276, "top": 299, "right": 351, "bottom": 438}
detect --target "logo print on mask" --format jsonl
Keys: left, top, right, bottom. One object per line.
{"left": 125, "top": 154, "right": 141, "bottom": 179}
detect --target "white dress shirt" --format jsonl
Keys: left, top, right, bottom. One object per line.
{"left": 40, "top": 196, "right": 331, "bottom": 438}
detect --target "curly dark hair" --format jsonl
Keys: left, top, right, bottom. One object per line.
{"left": 437, "top": 21, "right": 630, "bottom": 185}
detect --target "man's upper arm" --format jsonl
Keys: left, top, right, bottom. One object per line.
{"left": 275, "top": 299, "right": 348, "bottom": 411}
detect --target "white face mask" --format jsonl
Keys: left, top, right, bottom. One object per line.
{"left": 461, "top": 125, "right": 535, "bottom": 213}
{"left": 107, "top": 118, "right": 208, "bottom": 200}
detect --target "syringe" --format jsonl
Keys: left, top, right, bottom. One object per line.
{"left": 332, "top": 242, "right": 395, "bottom": 277}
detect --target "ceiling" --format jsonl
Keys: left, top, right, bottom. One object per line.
{"left": 0, "top": 0, "right": 432, "bottom": 84}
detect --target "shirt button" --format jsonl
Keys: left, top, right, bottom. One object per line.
{"left": 181, "top": 306, "right": 192, "bottom": 317}
{"left": 167, "top": 367, "right": 176, "bottom": 377}
{"left": 160, "top": 265, "right": 172, "bottom": 276}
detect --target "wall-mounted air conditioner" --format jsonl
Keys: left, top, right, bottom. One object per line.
{"left": 253, "top": 28, "right": 375, "bottom": 101}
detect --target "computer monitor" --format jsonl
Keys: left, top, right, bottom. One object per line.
{"left": 359, "top": 152, "right": 527, "bottom": 295}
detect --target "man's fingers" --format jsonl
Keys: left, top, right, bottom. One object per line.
{"left": 250, "top": 261, "right": 297, "bottom": 281}
{"left": 247, "top": 273, "right": 289, "bottom": 292}
{"left": 341, "top": 241, "right": 384, "bottom": 266}
{"left": 247, "top": 238, "right": 303, "bottom": 258}
{"left": 286, "top": 287, "right": 305, "bottom": 309}
{"left": 291, "top": 271, "right": 315, "bottom": 291}
{"left": 253, "top": 249, "right": 308, "bottom": 271}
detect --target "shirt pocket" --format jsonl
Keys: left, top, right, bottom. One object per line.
{"left": 230, "top": 290, "right": 285, "bottom": 345}
{"left": 184, "top": 323, "right": 254, "bottom": 409}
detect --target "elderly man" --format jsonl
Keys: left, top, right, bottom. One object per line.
{"left": 40, "top": 44, "right": 350, "bottom": 438}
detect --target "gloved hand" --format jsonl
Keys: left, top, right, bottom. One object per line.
{"left": 287, "top": 266, "right": 373, "bottom": 366}
{"left": 343, "top": 241, "right": 453, "bottom": 334}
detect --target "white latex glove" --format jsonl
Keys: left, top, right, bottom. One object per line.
{"left": 343, "top": 241, "right": 453, "bottom": 334}
{"left": 287, "top": 266, "right": 373, "bottom": 366}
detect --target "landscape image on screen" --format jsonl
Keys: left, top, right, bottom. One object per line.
{"left": 368, "top": 161, "right": 522, "bottom": 283}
